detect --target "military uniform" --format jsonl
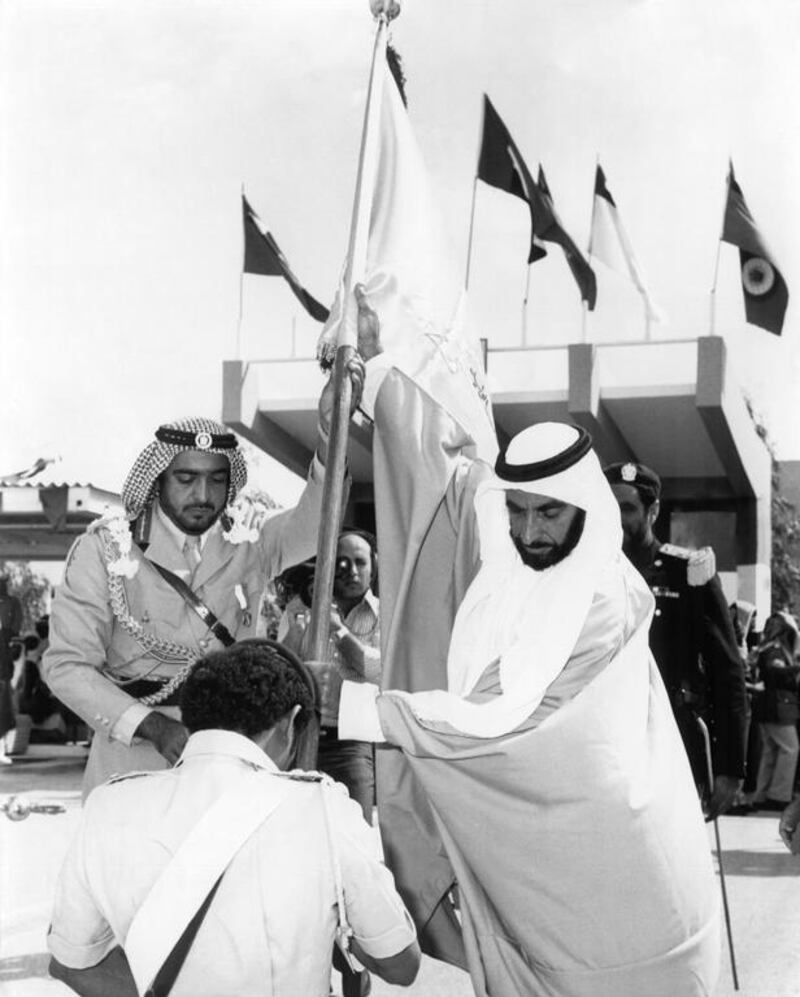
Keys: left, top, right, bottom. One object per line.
{"left": 48, "top": 729, "right": 417, "bottom": 997}
{"left": 635, "top": 537, "right": 748, "bottom": 786}
{"left": 42, "top": 462, "right": 327, "bottom": 795}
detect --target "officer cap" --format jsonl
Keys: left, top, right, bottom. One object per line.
{"left": 603, "top": 461, "right": 661, "bottom": 504}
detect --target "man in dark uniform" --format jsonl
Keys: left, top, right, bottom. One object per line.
{"left": 605, "top": 461, "right": 748, "bottom": 819}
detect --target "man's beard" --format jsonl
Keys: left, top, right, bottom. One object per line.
{"left": 512, "top": 510, "right": 586, "bottom": 571}
{"left": 621, "top": 522, "right": 649, "bottom": 559}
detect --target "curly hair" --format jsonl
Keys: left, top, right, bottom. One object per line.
{"left": 180, "top": 639, "right": 314, "bottom": 737}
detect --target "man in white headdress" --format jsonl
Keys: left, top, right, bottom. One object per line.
{"left": 43, "top": 361, "right": 363, "bottom": 797}
{"left": 314, "top": 290, "right": 720, "bottom": 997}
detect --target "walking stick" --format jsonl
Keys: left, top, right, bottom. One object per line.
{"left": 696, "top": 715, "right": 739, "bottom": 990}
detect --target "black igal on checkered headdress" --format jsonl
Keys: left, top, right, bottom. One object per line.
{"left": 121, "top": 417, "right": 248, "bottom": 520}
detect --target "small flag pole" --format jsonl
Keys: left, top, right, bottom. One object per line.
{"left": 584, "top": 233, "right": 593, "bottom": 344}
{"left": 583, "top": 155, "right": 599, "bottom": 344}
{"left": 522, "top": 264, "right": 532, "bottom": 344}
{"left": 709, "top": 239, "right": 723, "bottom": 338}
{"left": 710, "top": 165, "right": 730, "bottom": 338}
{"left": 237, "top": 184, "right": 246, "bottom": 358}
{"left": 301, "top": 2, "right": 394, "bottom": 767}
{"left": 464, "top": 176, "right": 479, "bottom": 290}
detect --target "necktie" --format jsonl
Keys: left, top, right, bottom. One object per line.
{"left": 184, "top": 535, "right": 202, "bottom": 570}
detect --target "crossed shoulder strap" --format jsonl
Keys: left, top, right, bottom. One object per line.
{"left": 149, "top": 560, "right": 236, "bottom": 647}
{"left": 125, "top": 771, "right": 291, "bottom": 996}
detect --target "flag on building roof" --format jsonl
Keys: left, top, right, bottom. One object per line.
{"left": 721, "top": 163, "right": 788, "bottom": 336}
{"left": 589, "top": 165, "right": 663, "bottom": 323}
{"left": 476, "top": 95, "right": 547, "bottom": 264}
{"left": 242, "top": 195, "right": 330, "bottom": 323}
{"left": 534, "top": 167, "right": 597, "bottom": 310}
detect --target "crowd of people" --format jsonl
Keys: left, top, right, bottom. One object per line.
{"left": 1, "top": 291, "right": 797, "bottom": 995}
{"left": 1, "top": 612, "right": 90, "bottom": 762}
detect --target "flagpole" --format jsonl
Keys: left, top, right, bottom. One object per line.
{"left": 709, "top": 165, "right": 731, "bottom": 338}
{"left": 237, "top": 184, "right": 246, "bottom": 358}
{"left": 584, "top": 155, "right": 598, "bottom": 345}
{"left": 709, "top": 240, "right": 723, "bottom": 337}
{"left": 464, "top": 175, "right": 479, "bottom": 290}
{"left": 236, "top": 272, "right": 245, "bottom": 358}
{"left": 522, "top": 263, "right": 531, "bottom": 344}
{"left": 583, "top": 244, "right": 592, "bottom": 344}
{"left": 302, "top": 4, "right": 393, "bottom": 761}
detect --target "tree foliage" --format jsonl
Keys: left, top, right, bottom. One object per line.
{"left": 770, "top": 477, "right": 800, "bottom": 618}
{"left": 0, "top": 561, "right": 50, "bottom": 631}
{"left": 745, "top": 400, "right": 800, "bottom": 618}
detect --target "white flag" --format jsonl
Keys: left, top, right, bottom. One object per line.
{"left": 318, "top": 64, "right": 497, "bottom": 462}
{"left": 589, "top": 165, "right": 664, "bottom": 325}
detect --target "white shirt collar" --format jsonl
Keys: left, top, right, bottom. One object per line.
{"left": 362, "top": 588, "right": 380, "bottom": 616}
{"left": 340, "top": 588, "right": 379, "bottom": 619}
{"left": 177, "top": 729, "right": 279, "bottom": 773}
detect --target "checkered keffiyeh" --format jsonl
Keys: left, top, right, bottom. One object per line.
{"left": 121, "top": 417, "right": 248, "bottom": 519}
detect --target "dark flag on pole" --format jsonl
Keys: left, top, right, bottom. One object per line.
{"left": 476, "top": 95, "right": 547, "bottom": 263}
{"left": 242, "top": 195, "right": 330, "bottom": 323}
{"left": 721, "top": 163, "right": 788, "bottom": 336}
{"left": 534, "top": 166, "right": 597, "bottom": 310}
{"left": 475, "top": 95, "right": 595, "bottom": 306}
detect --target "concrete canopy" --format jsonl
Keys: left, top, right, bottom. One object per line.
{"left": 223, "top": 334, "right": 772, "bottom": 615}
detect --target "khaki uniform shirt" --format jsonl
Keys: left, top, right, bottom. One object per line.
{"left": 42, "top": 459, "right": 327, "bottom": 792}
{"left": 48, "top": 730, "right": 416, "bottom": 997}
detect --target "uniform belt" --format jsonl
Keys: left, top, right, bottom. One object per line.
{"left": 121, "top": 678, "right": 183, "bottom": 707}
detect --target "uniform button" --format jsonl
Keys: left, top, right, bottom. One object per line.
{"left": 654, "top": 609, "right": 662, "bottom": 617}
{"left": 654, "top": 559, "right": 662, "bottom": 567}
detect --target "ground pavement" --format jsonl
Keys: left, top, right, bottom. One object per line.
{"left": 1, "top": 745, "right": 799, "bottom": 996}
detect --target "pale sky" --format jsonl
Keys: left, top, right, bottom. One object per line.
{"left": 3, "top": 0, "right": 799, "bottom": 508}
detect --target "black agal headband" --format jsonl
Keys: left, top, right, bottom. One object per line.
{"left": 495, "top": 426, "right": 593, "bottom": 483}
{"left": 155, "top": 427, "right": 239, "bottom": 451}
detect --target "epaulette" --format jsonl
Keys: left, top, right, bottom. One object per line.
{"left": 86, "top": 514, "right": 117, "bottom": 536}
{"left": 277, "top": 769, "right": 326, "bottom": 783}
{"left": 660, "top": 543, "right": 716, "bottom": 586}
{"left": 106, "top": 770, "right": 155, "bottom": 786}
